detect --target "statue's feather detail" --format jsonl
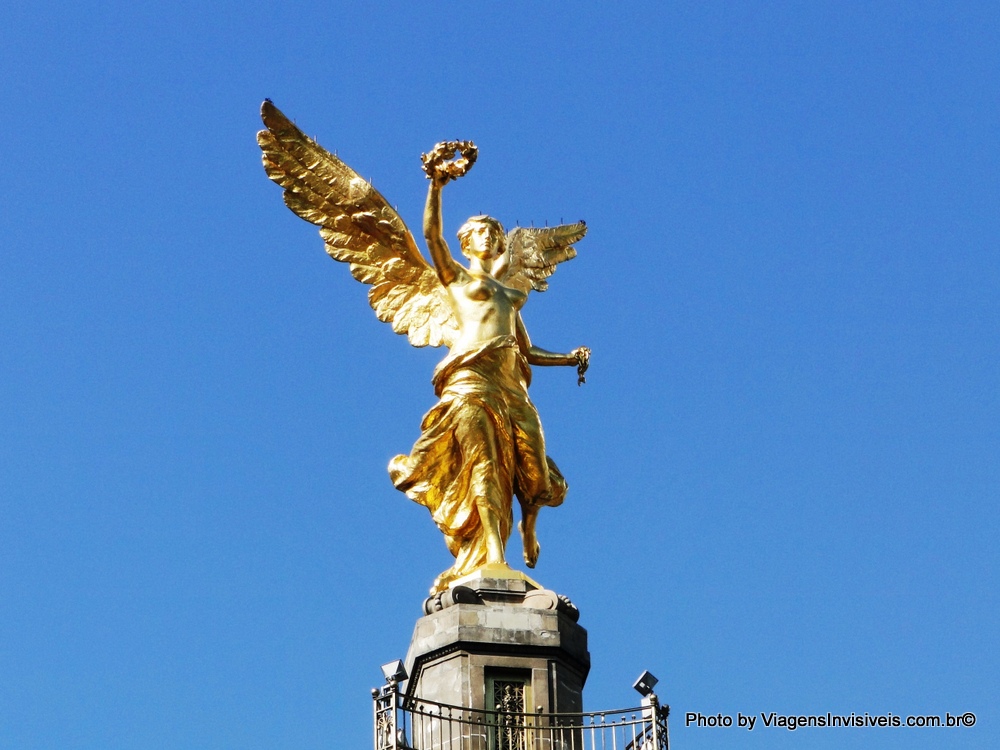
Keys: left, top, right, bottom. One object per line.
{"left": 258, "top": 101, "right": 458, "bottom": 349}
{"left": 500, "top": 222, "right": 587, "bottom": 294}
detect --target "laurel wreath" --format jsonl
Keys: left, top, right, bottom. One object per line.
{"left": 421, "top": 140, "right": 478, "bottom": 183}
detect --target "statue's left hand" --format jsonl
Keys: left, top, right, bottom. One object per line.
{"left": 573, "top": 346, "right": 591, "bottom": 386}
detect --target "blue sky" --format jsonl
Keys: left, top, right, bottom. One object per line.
{"left": 2, "top": 2, "right": 997, "bottom": 749}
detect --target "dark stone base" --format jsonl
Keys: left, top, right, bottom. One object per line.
{"left": 403, "top": 565, "right": 589, "bottom": 713}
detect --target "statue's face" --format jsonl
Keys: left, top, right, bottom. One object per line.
{"left": 463, "top": 222, "right": 503, "bottom": 261}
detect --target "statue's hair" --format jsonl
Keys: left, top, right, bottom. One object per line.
{"left": 457, "top": 215, "right": 505, "bottom": 256}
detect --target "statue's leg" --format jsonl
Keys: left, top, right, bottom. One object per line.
{"left": 480, "top": 503, "right": 507, "bottom": 565}
{"left": 451, "top": 400, "right": 513, "bottom": 569}
{"left": 518, "top": 503, "right": 540, "bottom": 568}
{"left": 511, "top": 402, "right": 553, "bottom": 503}
{"left": 511, "top": 398, "right": 568, "bottom": 568}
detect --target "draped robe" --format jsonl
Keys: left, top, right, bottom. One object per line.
{"left": 389, "top": 335, "right": 567, "bottom": 592}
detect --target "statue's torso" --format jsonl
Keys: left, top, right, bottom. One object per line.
{"left": 447, "top": 272, "right": 527, "bottom": 353}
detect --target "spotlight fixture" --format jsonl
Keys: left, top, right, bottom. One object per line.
{"left": 381, "top": 660, "right": 408, "bottom": 683}
{"left": 632, "top": 670, "right": 659, "bottom": 697}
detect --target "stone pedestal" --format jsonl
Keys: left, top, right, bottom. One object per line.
{"left": 403, "top": 565, "right": 589, "bottom": 714}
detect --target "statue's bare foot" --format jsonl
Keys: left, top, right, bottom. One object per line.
{"left": 518, "top": 520, "right": 540, "bottom": 568}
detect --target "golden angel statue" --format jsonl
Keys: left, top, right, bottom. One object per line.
{"left": 258, "top": 101, "right": 590, "bottom": 594}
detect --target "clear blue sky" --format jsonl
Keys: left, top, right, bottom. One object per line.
{"left": 2, "top": 2, "right": 997, "bottom": 749}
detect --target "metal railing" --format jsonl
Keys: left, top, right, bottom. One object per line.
{"left": 373, "top": 680, "right": 669, "bottom": 750}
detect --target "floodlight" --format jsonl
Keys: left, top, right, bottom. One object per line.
{"left": 381, "top": 659, "right": 408, "bottom": 683}
{"left": 632, "top": 670, "right": 659, "bottom": 697}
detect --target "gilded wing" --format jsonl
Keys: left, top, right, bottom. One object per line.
{"left": 498, "top": 222, "right": 588, "bottom": 294}
{"left": 257, "top": 100, "right": 457, "bottom": 348}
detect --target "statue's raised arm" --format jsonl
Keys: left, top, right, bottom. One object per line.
{"left": 421, "top": 141, "right": 477, "bottom": 287}
{"left": 259, "top": 103, "right": 589, "bottom": 595}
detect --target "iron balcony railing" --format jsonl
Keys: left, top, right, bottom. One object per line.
{"left": 373, "top": 681, "right": 670, "bottom": 750}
